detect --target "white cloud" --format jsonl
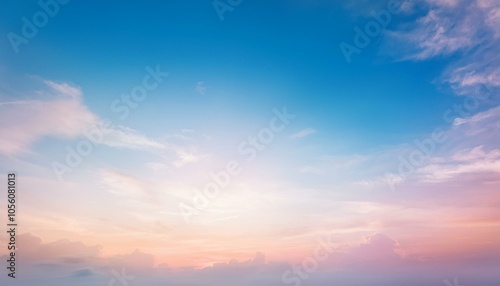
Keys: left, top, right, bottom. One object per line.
{"left": 388, "top": 0, "right": 495, "bottom": 60}
{"left": 451, "top": 145, "right": 496, "bottom": 161}
{"left": 100, "top": 169, "right": 155, "bottom": 199}
{"left": 290, "top": 128, "right": 317, "bottom": 139}
{"left": 100, "top": 125, "right": 165, "bottom": 150}
{"left": 195, "top": 81, "right": 208, "bottom": 95}
{"left": 417, "top": 146, "right": 500, "bottom": 183}
{"left": 477, "top": 0, "right": 500, "bottom": 38}
{"left": 0, "top": 81, "right": 97, "bottom": 156}
{"left": 338, "top": 102, "right": 500, "bottom": 192}
{"left": 386, "top": 0, "right": 499, "bottom": 96}
{"left": 299, "top": 165, "right": 324, "bottom": 174}
{"left": 145, "top": 162, "right": 170, "bottom": 173}
{"left": 452, "top": 105, "right": 500, "bottom": 128}
{"left": 43, "top": 80, "right": 83, "bottom": 99}
{"left": 0, "top": 79, "right": 165, "bottom": 156}
{"left": 173, "top": 148, "right": 210, "bottom": 167}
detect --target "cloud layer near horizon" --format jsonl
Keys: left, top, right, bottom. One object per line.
{"left": 2, "top": 232, "right": 498, "bottom": 286}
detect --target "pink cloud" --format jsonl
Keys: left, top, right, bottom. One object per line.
{"left": 3, "top": 232, "right": 499, "bottom": 285}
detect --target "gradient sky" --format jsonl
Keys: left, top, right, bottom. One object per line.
{"left": 0, "top": 0, "right": 499, "bottom": 285}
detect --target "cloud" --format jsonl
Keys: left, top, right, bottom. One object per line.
{"left": 145, "top": 162, "right": 170, "bottom": 173}
{"left": 100, "top": 169, "right": 156, "bottom": 200}
{"left": 388, "top": 0, "right": 497, "bottom": 59}
{"left": 290, "top": 128, "right": 317, "bottom": 139}
{"left": 298, "top": 153, "right": 368, "bottom": 177}
{"left": 43, "top": 80, "right": 83, "bottom": 99}
{"left": 108, "top": 249, "right": 155, "bottom": 270}
{"left": 452, "top": 104, "right": 500, "bottom": 127}
{"left": 340, "top": 233, "right": 402, "bottom": 266}
{"left": 360, "top": 104, "right": 500, "bottom": 189}
{"left": 196, "top": 81, "right": 208, "bottom": 95}
{"left": 70, "top": 268, "right": 95, "bottom": 277}
{"left": 341, "top": 0, "right": 500, "bottom": 193}
{"left": 0, "top": 79, "right": 166, "bottom": 156}
{"left": 451, "top": 145, "right": 499, "bottom": 161}
{"left": 0, "top": 81, "right": 97, "bottom": 156}
{"left": 157, "top": 129, "right": 213, "bottom": 167}
{"left": 100, "top": 125, "right": 165, "bottom": 150}
{"left": 417, "top": 146, "right": 500, "bottom": 183}
{"left": 168, "top": 145, "right": 211, "bottom": 167}
{"left": 384, "top": 0, "right": 499, "bottom": 97}
{"left": 3, "top": 232, "right": 499, "bottom": 286}
{"left": 15, "top": 233, "right": 101, "bottom": 263}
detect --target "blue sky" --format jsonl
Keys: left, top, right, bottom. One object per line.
{"left": 0, "top": 0, "right": 499, "bottom": 285}
{"left": 1, "top": 0, "right": 459, "bottom": 147}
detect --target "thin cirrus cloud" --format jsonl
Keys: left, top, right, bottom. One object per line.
{"left": 353, "top": 105, "right": 500, "bottom": 189}
{"left": 43, "top": 80, "right": 83, "bottom": 99}
{"left": 173, "top": 149, "right": 210, "bottom": 167}
{"left": 387, "top": 0, "right": 497, "bottom": 60}
{"left": 385, "top": 0, "right": 499, "bottom": 95}
{"left": 195, "top": 81, "right": 208, "bottom": 95}
{"left": 290, "top": 127, "right": 317, "bottom": 139}
{"left": 416, "top": 146, "right": 500, "bottom": 183}
{"left": 344, "top": 0, "right": 500, "bottom": 189}
{"left": 99, "top": 125, "right": 165, "bottom": 150}
{"left": 417, "top": 106, "right": 500, "bottom": 183}
{"left": 452, "top": 104, "right": 500, "bottom": 127}
{"left": 100, "top": 168, "right": 153, "bottom": 198}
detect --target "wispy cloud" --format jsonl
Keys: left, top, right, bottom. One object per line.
{"left": 417, "top": 146, "right": 500, "bottom": 183}
{"left": 386, "top": 0, "right": 500, "bottom": 96}
{"left": 195, "top": 81, "right": 208, "bottom": 95}
{"left": 0, "top": 79, "right": 166, "bottom": 156}
{"left": 387, "top": 0, "right": 495, "bottom": 60}
{"left": 100, "top": 169, "right": 157, "bottom": 201}
{"left": 173, "top": 148, "right": 210, "bottom": 167}
{"left": 453, "top": 105, "right": 500, "bottom": 126}
{"left": 100, "top": 125, "right": 165, "bottom": 150}
{"left": 145, "top": 162, "right": 171, "bottom": 173}
{"left": 290, "top": 127, "right": 317, "bottom": 139}
{"left": 0, "top": 81, "right": 97, "bottom": 156}
{"left": 356, "top": 104, "right": 500, "bottom": 188}
{"left": 43, "top": 80, "right": 83, "bottom": 99}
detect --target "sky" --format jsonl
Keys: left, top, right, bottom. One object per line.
{"left": 0, "top": 0, "right": 499, "bottom": 285}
